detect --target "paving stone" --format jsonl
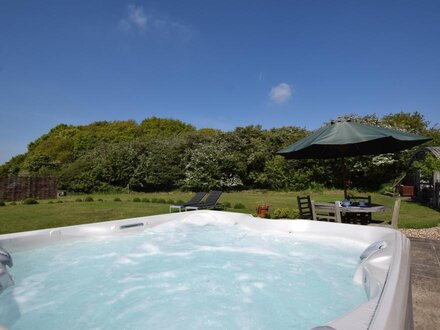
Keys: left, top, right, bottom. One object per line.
{"left": 411, "top": 275, "right": 440, "bottom": 293}
{"left": 411, "top": 263, "right": 440, "bottom": 278}
{"left": 411, "top": 246, "right": 438, "bottom": 266}
{"left": 410, "top": 238, "right": 440, "bottom": 330}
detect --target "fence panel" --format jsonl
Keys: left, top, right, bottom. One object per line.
{"left": 0, "top": 176, "right": 57, "bottom": 201}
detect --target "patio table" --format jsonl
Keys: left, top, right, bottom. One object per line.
{"left": 314, "top": 202, "right": 387, "bottom": 225}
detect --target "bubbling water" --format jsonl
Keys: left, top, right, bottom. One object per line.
{"left": 0, "top": 220, "right": 367, "bottom": 330}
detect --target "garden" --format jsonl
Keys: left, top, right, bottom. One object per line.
{"left": 0, "top": 190, "right": 438, "bottom": 234}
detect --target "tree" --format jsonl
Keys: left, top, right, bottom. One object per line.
{"left": 412, "top": 153, "right": 440, "bottom": 186}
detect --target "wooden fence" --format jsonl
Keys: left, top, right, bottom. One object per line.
{"left": 0, "top": 176, "right": 57, "bottom": 201}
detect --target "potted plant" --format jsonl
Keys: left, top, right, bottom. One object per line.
{"left": 256, "top": 203, "right": 270, "bottom": 218}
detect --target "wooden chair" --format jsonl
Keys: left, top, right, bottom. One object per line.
{"left": 311, "top": 201, "right": 342, "bottom": 223}
{"left": 348, "top": 195, "right": 372, "bottom": 205}
{"left": 372, "top": 199, "right": 401, "bottom": 229}
{"left": 345, "top": 195, "right": 372, "bottom": 224}
{"left": 297, "top": 196, "right": 313, "bottom": 220}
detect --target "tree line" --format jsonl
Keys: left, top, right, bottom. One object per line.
{"left": 1, "top": 113, "right": 439, "bottom": 193}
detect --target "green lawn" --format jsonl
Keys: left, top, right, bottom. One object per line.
{"left": 0, "top": 190, "right": 439, "bottom": 234}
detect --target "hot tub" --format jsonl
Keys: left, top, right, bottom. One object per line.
{"left": 0, "top": 211, "right": 412, "bottom": 330}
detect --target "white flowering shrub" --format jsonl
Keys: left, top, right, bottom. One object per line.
{"left": 181, "top": 141, "right": 243, "bottom": 190}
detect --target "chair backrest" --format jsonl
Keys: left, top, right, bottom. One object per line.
{"left": 186, "top": 192, "right": 207, "bottom": 205}
{"left": 349, "top": 195, "right": 372, "bottom": 205}
{"left": 311, "top": 201, "right": 342, "bottom": 223}
{"left": 205, "top": 191, "right": 223, "bottom": 205}
{"left": 334, "top": 201, "right": 342, "bottom": 223}
{"left": 297, "top": 196, "right": 313, "bottom": 220}
{"left": 391, "top": 199, "right": 401, "bottom": 229}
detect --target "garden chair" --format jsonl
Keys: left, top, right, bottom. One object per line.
{"left": 371, "top": 199, "right": 401, "bottom": 229}
{"left": 297, "top": 196, "right": 313, "bottom": 220}
{"left": 185, "top": 191, "right": 224, "bottom": 211}
{"left": 169, "top": 192, "right": 207, "bottom": 212}
{"left": 348, "top": 195, "right": 372, "bottom": 205}
{"left": 345, "top": 195, "right": 372, "bottom": 224}
{"left": 311, "top": 201, "right": 342, "bottom": 223}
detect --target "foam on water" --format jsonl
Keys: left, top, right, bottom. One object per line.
{"left": 0, "top": 220, "right": 367, "bottom": 330}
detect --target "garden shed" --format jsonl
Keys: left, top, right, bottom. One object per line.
{"left": 405, "top": 147, "right": 440, "bottom": 208}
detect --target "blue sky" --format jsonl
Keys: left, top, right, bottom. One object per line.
{"left": 1, "top": 0, "right": 439, "bottom": 164}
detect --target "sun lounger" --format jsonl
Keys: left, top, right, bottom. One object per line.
{"left": 169, "top": 192, "right": 207, "bottom": 212}
{"left": 185, "top": 191, "right": 224, "bottom": 211}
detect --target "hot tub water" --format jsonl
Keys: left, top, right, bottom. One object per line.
{"left": 0, "top": 220, "right": 367, "bottom": 330}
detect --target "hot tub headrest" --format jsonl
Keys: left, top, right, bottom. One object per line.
{"left": 0, "top": 247, "right": 12, "bottom": 268}
{"left": 360, "top": 241, "right": 387, "bottom": 261}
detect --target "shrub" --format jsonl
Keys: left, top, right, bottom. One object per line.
{"left": 47, "top": 201, "right": 54, "bottom": 204}
{"left": 84, "top": 196, "right": 94, "bottom": 202}
{"left": 9, "top": 201, "right": 17, "bottom": 205}
{"left": 75, "top": 198, "right": 83, "bottom": 202}
{"left": 133, "top": 197, "right": 141, "bottom": 202}
{"left": 56, "top": 200, "right": 63, "bottom": 203}
{"left": 223, "top": 202, "right": 231, "bottom": 208}
{"left": 378, "top": 182, "right": 395, "bottom": 195}
{"left": 0, "top": 200, "right": 5, "bottom": 207}
{"left": 114, "top": 197, "right": 122, "bottom": 202}
{"left": 176, "top": 200, "right": 184, "bottom": 204}
{"left": 310, "top": 182, "right": 325, "bottom": 193}
{"left": 141, "top": 198, "right": 150, "bottom": 203}
{"left": 157, "top": 198, "right": 167, "bottom": 204}
{"left": 271, "top": 208, "right": 299, "bottom": 219}
{"left": 98, "top": 198, "right": 104, "bottom": 202}
{"left": 22, "top": 198, "right": 39, "bottom": 205}
{"left": 166, "top": 199, "right": 174, "bottom": 204}
{"left": 233, "top": 203, "right": 246, "bottom": 209}
{"left": 151, "top": 198, "right": 158, "bottom": 203}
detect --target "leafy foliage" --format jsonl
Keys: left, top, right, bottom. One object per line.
{"left": 271, "top": 208, "right": 299, "bottom": 219}
{"left": 22, "top": 198, "right": 38, "bottom": 205}
{"left": 412, "top": 153, "right": 440, "bottom": 184}
{"left": 0, "top": 113, "right": 437, "bottom": 193}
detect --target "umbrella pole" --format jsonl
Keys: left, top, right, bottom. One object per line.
{"left": 341, "top": 157, "right": 348, "bottom": 199}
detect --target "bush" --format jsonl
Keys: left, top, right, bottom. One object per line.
{"left": 22, "top": 198, "right": 39, "bottom": 205}
{"left": 9, "top": 201, "right": 17, "bottom": 205}
{"left": 223, "top": 202, "right": 231, "bottom": 208}
{"left": 98, "top": 198, "right": 104, "bottom": 202}
{"left": 75, "top": 198, "right": 83, "bottom": 202}
{"left": 84, "top": 196, "right": 94, "bottom": 202}
{"left": 271, "top": 208, "right": 299, "bottom": 219}
{"left": 114, "top": 197, "right": 122, "bottom": 202}
{"left": 133, "top": 197, "right": 141, "bottom": 202}
{"left": 0, "top": 200, "right": 5, "bottom": 207}
{"left": 56, "top": 200, "right": 63, "bottom": 203}
{"left": 176, "top": 200, "right": 184, "bottom": 204}
{"left": 157, "top": 198, "right": 167, "bottom": 204}
{"left": 378, "top": 182, "right": 395, "bottom": 195}
{"left": 151, "top": 198, "right": 158, "bottom": 203}
{"left": 166, "top": 199, "right": 175, "bottom": 204}
{"left": 47, "top": 201, "right": 54, "bottom": 204}
{"left": 233, "top": 203, "right": 246, "bottom": 209}
{"left": 142, "top": 198, "right": 150, "bottom": 203}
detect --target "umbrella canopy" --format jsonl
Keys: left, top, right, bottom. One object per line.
{"left": 277, "top": 119, "right": 431, "bottom": 198}
{"left": 278, "top": 120, "right": 431, "bottom": 159}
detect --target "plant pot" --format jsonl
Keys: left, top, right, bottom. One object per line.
{"left": 256, "top": 204, "right": 270, "bottom": 218}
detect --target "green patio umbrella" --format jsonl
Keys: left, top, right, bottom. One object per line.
{"left": 277, "top": 119, "right": 431, "bottom": 198}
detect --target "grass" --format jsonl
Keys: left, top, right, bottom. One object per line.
{"left": 0, "top": 190, "right": 439, "bottom": 234}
